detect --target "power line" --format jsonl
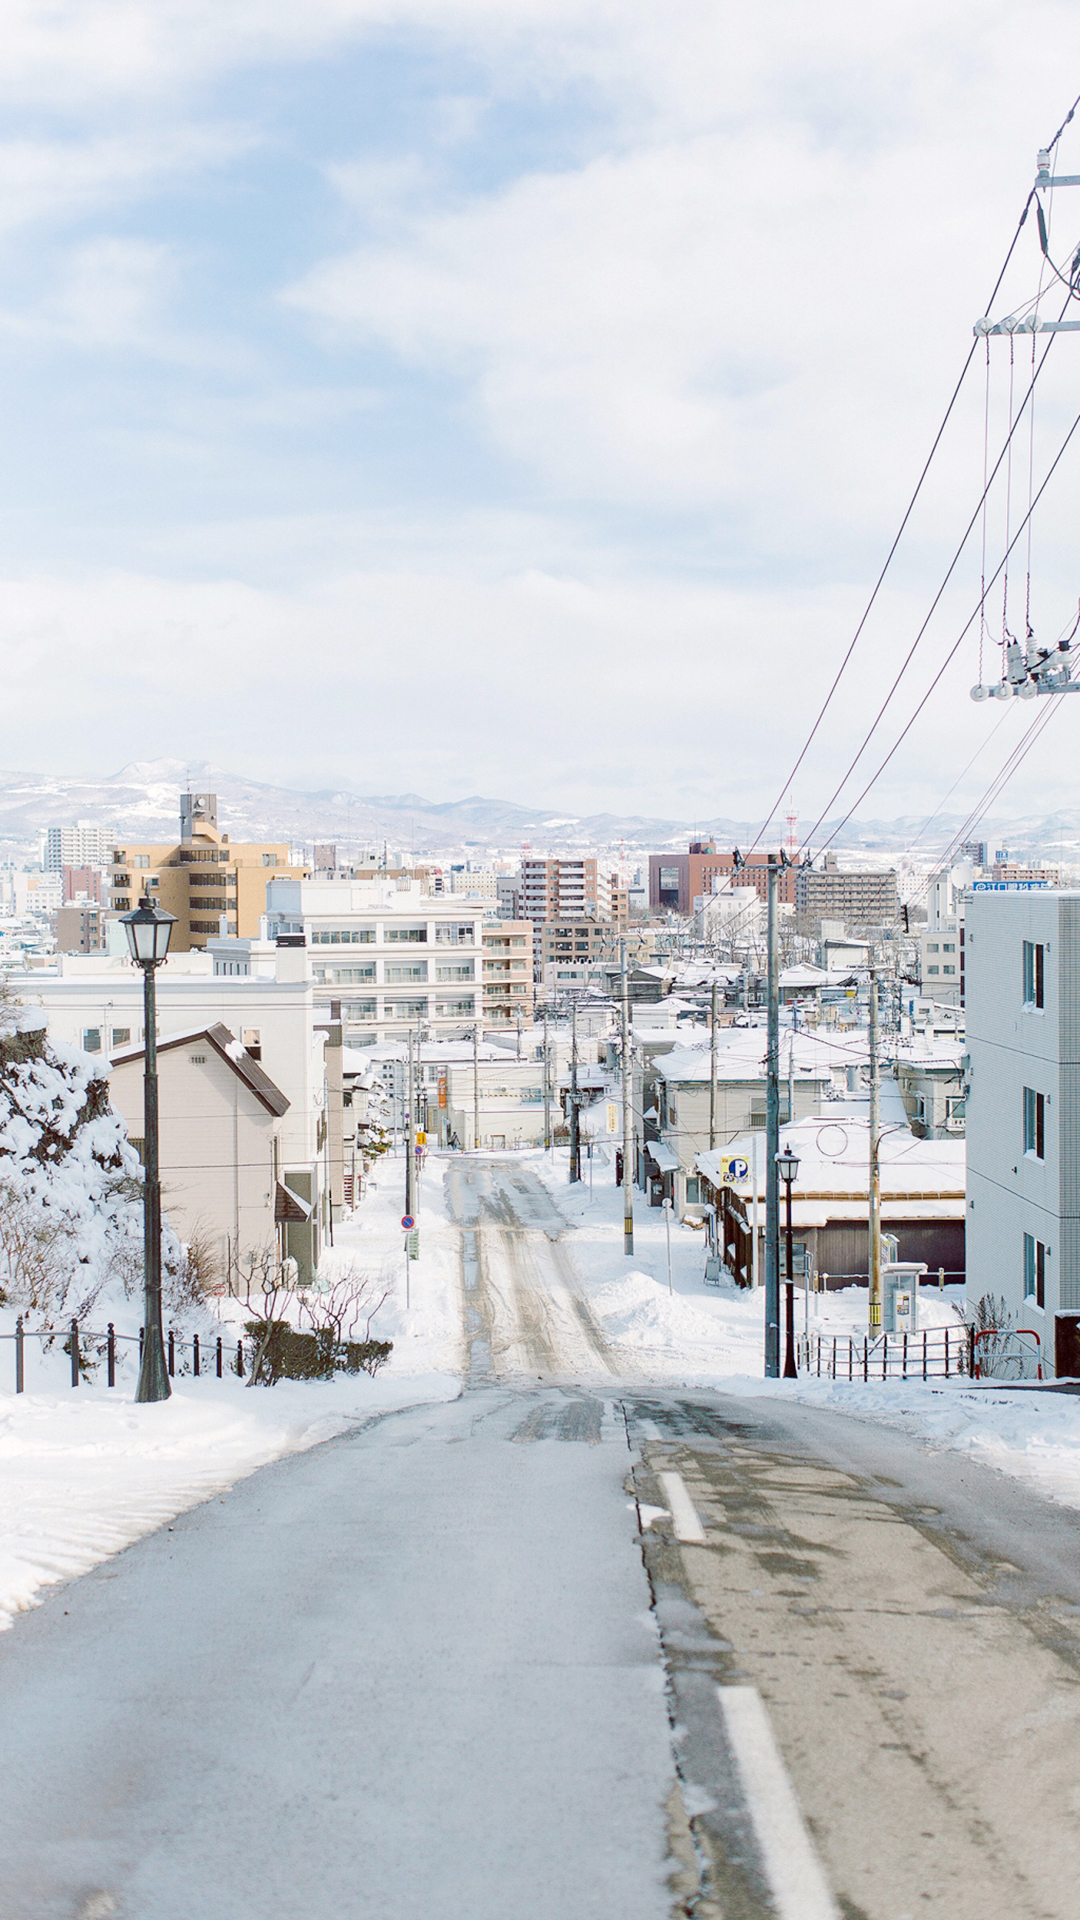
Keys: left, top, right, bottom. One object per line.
{"left": 801, "top": 289, "right": 1071, "bottom": 856}
{"left": 809, "top": 397, "right": 1080, "bottom": 860}
{"left": 751, "top": 90, "right": 1080, "bottom": 858}
{"left": 746, "top": 193, "right": 1039, "bottom": 856}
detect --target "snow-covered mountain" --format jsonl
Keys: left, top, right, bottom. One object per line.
{"left": 0, "top": 757, "right": 1072, "bottom": 867}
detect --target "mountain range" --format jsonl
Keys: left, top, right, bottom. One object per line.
{"left": 1, "top": 759, "right": 1076, "bottom": 869}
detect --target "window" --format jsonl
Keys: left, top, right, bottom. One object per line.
{"left": 82, "top": 1027, "right": 101, "bottom": 1053}
{"left": 943, "top": 942, "right": 955, "bottom": 953}
{"left": 1023, "top": 1086, "right": 1046, "bottom": 1160}
{"left": 190, "top": 1054, "right": 207, "bottom": 1065}
{"left": 1024, "top": 1232, "right": 1046, "bottom": 1309}
{"left": 344, "top": 1000, "right": 377, "bottom": 1021}
{"left": 385, "top": 998, "right": 427, "bottom": 1017}
{"left": 261, "top": 854, "right": 278, "bottom": 867}
{"left": 327, "top": 966, "right": 376, "bottom": 985}
{"left": 385, "top": 926, "right": 428, "bottom": 943}
{"left": 435, "top": 998, "right": 475, "bottom": 1017}
{"left": 436, "top": 963, "right": 474, "bottom": 981}
{"left": 110, "top": 1027, "right": 131, "bottom": 1048}
{"left": 927, "top": 965, "right": 940, "bottom": 975}
{"left": 927, "top": 941, "right": 939, "bottom": 953}
{"left": 384, "top": 963, "right": 427, "bottom": 983}
{"left": 133, "top": 855, "right": 150, "bottom": 869}
{"left": 310, "top": 928, "right": 374, "bottom": 944}
{"left": 434, "top": 923, "right": 474, "bottom": 945}
{"left": 946, "top": 1096, "right": 966, "bottom": 1122}
{"left": 1023, "top": 940, "right": 1045, "bottom": 1009}
{"left": 942, "top": 965, "right": 956, "bottom": 976}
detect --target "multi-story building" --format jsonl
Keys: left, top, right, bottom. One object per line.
{"left": 520, "top": 858, "right": 623, "bottom": 924}
{"left": 44, "top": 821, "right": 109, "bottom": 873}
{"left": 54, "top": 905, "right": 105, "bottom": 954}
{"left": 795, "top": 856, "right": 899, "bottom": 928}
{"left": 649, "top": 842, "right": 798, "bottom": 914}
{"left": 107, "top": 792, "right": 307, "bottom": 952}
{"left": 481, "top": 922, "right": 533, "bottom": 1027}
{"left": 966, "top": 888, "right": 1080, "bottom": 1376}
{"left": 265, "top": 876, "right": 529, "bottom": 1045}
{"left": 537, "top": 921, "right": 656, "bottom": 998}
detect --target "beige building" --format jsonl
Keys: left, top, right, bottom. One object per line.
{"left": 108, "top": 1022, "right": 290, "bottom": 1292}
{"left": 482, "top": 922, "right": 533, "bottom": 1027}
{"left": 108, "top": 791, "right": 308, "bottom": 952}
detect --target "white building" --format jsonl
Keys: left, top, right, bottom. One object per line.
{"left": 43, "top": 821, "right": 110, "bottom": 873}
{"left": 264, "top": 876, "right": 488, "bottom": 1046}
{"left": 966, "top": 888, "right": 1080, "bottom": 1376}
{"left": 4, "top": 943, "right": 337, "bottom": 1282}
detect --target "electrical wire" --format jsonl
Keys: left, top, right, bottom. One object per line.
{"left": 808, "top": 397, "right": 1080, "bottom": 861}
{"left": 750, "top": 90, "right": 1080, "bottom": 859}
{"left": 746, "top": 191, "right": 1038, "bottom": 857}
{"left": 800, "top": 287, "right": 1073, "bottom": 858}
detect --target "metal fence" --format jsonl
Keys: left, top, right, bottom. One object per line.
{"left": 0, "top": 1317, "right": 247, "bottom": 1393}
{"left": 798, "top": 1324, "right": 973, "bottom": 1381}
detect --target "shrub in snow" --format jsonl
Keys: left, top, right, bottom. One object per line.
{"left": 0, "top": 1003, "right": 191, "bottom": 1330}
{"left": 244, "top": 1262, "right": 391, "bottom": 1385}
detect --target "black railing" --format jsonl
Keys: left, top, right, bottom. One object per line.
{"left": 798, "top": 1324, "right": 973, "bottom": 1381}
{"left": 3, "top": 1317, "right": 248, "bottom": 1392}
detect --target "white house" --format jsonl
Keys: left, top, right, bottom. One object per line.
{"left": 108, "top": 1024, "right": 290, "bottom": 1292}
{"left": 966, "top": 888, "right": 1080, "bottom": 1376}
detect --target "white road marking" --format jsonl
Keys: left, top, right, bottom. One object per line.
{"left": 718, "top": 1686, "right": 840, "bottom": 1920}
{"left": 657, "top": 1471, "right": 706, "bottom": 1543}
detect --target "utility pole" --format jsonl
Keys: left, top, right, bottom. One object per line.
{"left": 765, "top": 854, "right": 780, "bottom": 1377}
{"left": 405, "top": 1030, "right": 415, "bottom": 1218}
{"left": 472, "top": 1021, "right": 481, "bottom": 1151}
{"left": 868, "top": 971, "right": 882, "bottom": 1331}
{"left": 709, "top": 976, "right": 719, "bottom": 1151}
{"left": 569, "top": 999, "right": 581, "bottom": 1182}
{"left": 621, "top": 935, "right": 634, "bottom": 1255}
{"left": 542, "top": 1003, "right": 552, "bottom": 1152}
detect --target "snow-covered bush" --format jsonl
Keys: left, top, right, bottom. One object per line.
{"left": 0, "top": 998, "right": 188, "bottom": 1329}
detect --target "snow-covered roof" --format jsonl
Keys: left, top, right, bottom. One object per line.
{"left": 697, "top": 1116, "right": 964, "bottom": 1228}
{"left": 110, "top": 1023, "right": 290, "bottom": 1117}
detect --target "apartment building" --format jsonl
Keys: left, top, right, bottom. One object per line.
{"left": 482, "top": 922, "right": 533, "bottom": 1027}
{"left": 520, "top": 858, "right": 625, "bottom": 924}
{"left": 107, "top": 792, "right": 307, "bottom": 952}
{"left": 54, "top": 905, "right": 105, "bottom": 954}
{"left": 966, "top": 888, "right": 1080, "bottom": 1375}
{"left": 44, "top": 821, "right": 109, "bottom": 872}
{"left": 265, "top": 875, "right": 497, "bottom": 1045}
{"left": 795, "top": 856, "right": 899, "bottom": 928}
{"left": 649, "top": 842, "right": 798, "bottom": 914}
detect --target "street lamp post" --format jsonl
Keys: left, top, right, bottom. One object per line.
{"left": 776, "top": 1144, "right": 800, "bottom": 1381}
{"left": 121, "top": 895, "right": 176, "bottom": 1405}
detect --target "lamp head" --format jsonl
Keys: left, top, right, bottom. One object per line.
{"left": 775, "top": 1143, "right": 800, "bottom": 1184}
{"left": 121, "top": 895, "right": 176, "bottom": 968}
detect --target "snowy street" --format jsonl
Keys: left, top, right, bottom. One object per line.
{"left": 5, "top": 1153, "right": 1080, "bottom": 1916}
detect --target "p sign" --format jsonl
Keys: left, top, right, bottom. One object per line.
{"left": 719, "top": 1155, "right": 750, "bottom": 1185}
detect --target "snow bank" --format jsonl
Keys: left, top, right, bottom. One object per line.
{"left": 0, "top": 1370, "right": 458, "bottom": 1631}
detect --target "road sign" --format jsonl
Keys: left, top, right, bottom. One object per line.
{"left": 416, "top": 1130, "right": 426, "bottom": 1145}
{"left": 406, "top": 1229, "right": 420, "bottom": 1260}
{"left": 719, "top": 1155, "right": 750, "bottom": 1185}
{"left": 438, "top": 1068, "right": 447, "bottom": 1111}
{"left": 401, "top": 1214, "right": 415, "bottom": 1230}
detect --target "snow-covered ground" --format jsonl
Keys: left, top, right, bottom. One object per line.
{"left": 0, "top": 1152, "right": 460, "bottom": 1632}
{"left": 527, "top": 1145, "right": 1080, "bottom": 1516}
{"left": 6, "top": 1138, "right": 1080, "bottom": 1637}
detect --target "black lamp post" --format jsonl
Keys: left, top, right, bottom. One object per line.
{"left": 776, "top": 1144, "right": 800, "bottom": 1380}
{"left": 121, "top": 895, "right": 176, "bottom": 1404}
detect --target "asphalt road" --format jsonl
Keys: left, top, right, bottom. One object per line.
{"left": 5, "top": 1161, "right": 1080, "bottom": 1920}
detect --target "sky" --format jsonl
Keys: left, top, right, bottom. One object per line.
{"left": 3, "top": 1, "right": 1080, "bottom": 828}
